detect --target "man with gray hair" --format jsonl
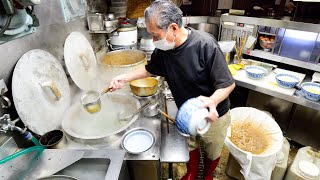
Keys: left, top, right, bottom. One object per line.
{"left": 109, "top": 1, "right": 235, "bottom": 179}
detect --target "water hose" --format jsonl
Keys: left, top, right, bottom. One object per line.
{"left": 0, "top": 132, "right": 45, "bottom": 165}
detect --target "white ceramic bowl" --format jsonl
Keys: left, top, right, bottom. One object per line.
{"left": 121, "top": 129, "right": 155, "bottom": 154}
{"left": 245, "top": 65, "right": 267, "bottom": 79}
{"left": 176, "top": 98, "right": 211, "bottom": 136}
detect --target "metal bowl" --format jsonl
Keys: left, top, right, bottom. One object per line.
{"left": 130, "top": 77, "right": 158, "bottom": 97}
{"left": 39, "top": 130, "right": 66, "bottom": 149}
{"left": 121, "top": 128, "right": 155, "bottom": 154}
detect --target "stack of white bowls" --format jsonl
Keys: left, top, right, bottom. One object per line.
{"left": 110, "top": 0, "right": 127, "bottom": 18}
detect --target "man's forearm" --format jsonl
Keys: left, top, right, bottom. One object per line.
{"left": 210, "top": 83, "right": 236, "bottom": 107}
{"left": 123, "top": 67, "right": 152, "bottom": 82}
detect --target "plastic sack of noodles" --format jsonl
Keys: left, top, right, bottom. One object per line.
{"left": 225, "top": 107, "right": 283, "bottom": 180}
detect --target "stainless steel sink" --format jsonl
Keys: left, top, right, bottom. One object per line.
{"left": 0, "top": 148, "right": 126, "bottom": 180}
{"left": 0, "top": 135, "right": 18, "bottom": 161}
{"left": 54, "top": 158, "right": 110, "bottom": 179}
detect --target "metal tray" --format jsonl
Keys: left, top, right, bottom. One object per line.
{"left": 238, "top": 59, "right": 277, "bottom": 73}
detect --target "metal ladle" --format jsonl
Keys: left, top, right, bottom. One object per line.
{"left": 81, "top": 87, "right": 111, "bottom": 114}
{"left": 118, "top": 99, "right": 155, "bottom": 121}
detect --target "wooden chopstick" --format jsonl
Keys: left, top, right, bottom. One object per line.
{"left": 239, "top": 36, "right": 247, "bottom": 55}
{"left": 158, "top": 109, "right": 176, "bottom": 124}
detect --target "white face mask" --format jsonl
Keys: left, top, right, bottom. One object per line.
{"left": 153, "top": 27, "right": 175, "bottom": 51}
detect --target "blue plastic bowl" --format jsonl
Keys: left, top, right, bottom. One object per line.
{"left": 301, "top": 82, "right": 320, "bottom": 101}
{"left": 275, "top": 74, "right": 300, "bottom": 89}
{"left": 245, "top": 65, "right": 267, "bottom": 79}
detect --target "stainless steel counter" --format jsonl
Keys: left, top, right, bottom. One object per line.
{"left": 160, "top": 100, "right": 189, "bottom": 163}
{"left": 235, "top": 76, "right": 320, "bottom": 111}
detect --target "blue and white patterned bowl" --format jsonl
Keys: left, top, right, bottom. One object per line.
{"left": 275, "top": 73, "right": 300, "bottom": 89}
{"left": 245, "top": 65, "right": 267, "bottom": 80}
{"left": 301, "top": 82, "right": 320, "bottom": 101}
{"left": 176, "top": 98, "right": 211, "bottom": 137}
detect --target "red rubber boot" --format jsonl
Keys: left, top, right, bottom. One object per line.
{"left": 204, "top": 156, "right": 220, "bottom": 180}
{"left": 181, "top": 148, "right": 200, "bottom": 180}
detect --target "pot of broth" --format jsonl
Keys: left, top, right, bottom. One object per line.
{"left": 98, "top": 50, "right": 147, "bottom": 85}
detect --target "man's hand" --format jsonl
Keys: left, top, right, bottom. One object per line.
{"left": 198, "top": 96, "right": 219, "bottom": 122}
{"left": 109, "top": 74, "right": 128, "bottom": 91}
{"left": 108, "top": 67, "right": 153, "bottom": 91}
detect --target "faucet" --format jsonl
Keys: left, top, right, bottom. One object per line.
{"left": 0, "top": 114, "right": 26, "bottom": 134}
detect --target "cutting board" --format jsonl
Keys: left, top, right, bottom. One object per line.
{"left": 234, "top": 68, "right": 306, "bottom": 96}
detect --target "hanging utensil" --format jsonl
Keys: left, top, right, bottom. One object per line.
{"left": 118, "top": 99, "right": 155, "bottom": 121}
{"left": 81, "top": 87, "right": 111, "bottom": 114}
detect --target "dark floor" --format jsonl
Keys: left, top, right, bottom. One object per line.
{"left": 161, "top": 144, "right": 299, "bottom": 180}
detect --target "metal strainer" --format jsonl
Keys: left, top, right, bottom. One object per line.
{"left": 81, "top": 88, "right": 111, "bottom": 114}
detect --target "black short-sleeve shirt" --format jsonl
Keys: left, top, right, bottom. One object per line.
{"left": 145, "top": 28, "right": 234, "bottom": 116}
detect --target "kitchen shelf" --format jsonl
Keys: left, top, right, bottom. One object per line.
{"left": 258, "top": 31, "right": 277, "bottom": 36}
{"left": 88, "top": 28, "right": 117, "bottom": 34}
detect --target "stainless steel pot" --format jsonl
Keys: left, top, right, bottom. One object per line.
{"left": 133, "top": 91, "right": 160, "bottom": 117}
{"left": 98, "top": 50, "right": 147, "bottom": 84}
{"left": 39, "top": 130, "right": 67, "bottom": 149}
{"left": 188, "top": 23, "right": 219, "bottom": 39}
{"left": 143, "top": 100, "right": 160, "bottom": 117}
{"left": 87, "top": 13, "right": 104, "bottom": 31}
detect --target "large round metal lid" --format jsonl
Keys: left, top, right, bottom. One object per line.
{"left": 64, "top": 32, "right": 100, "bottom": 91}
{"left": 62, "top": 93, "right": 140, "bottom": 141}
{"left": 12, "top": 49, "right": 71, "bottom": 135}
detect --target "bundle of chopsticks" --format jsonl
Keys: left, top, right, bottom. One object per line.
{"left": 234, "top": 36, "right": 247, "bottom": 63}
